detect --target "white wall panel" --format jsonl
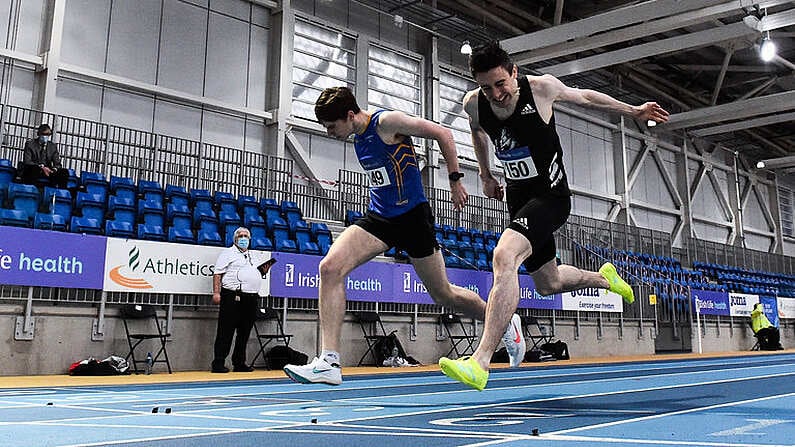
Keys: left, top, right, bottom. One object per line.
{"left": 745, "top": 233, "right": 771, "bottom": 252}
{"left": 210, "top": 0, "right": 250, "bottom": 21}
{"left": 247, "top": 25, "right": 268, "bottom": 110}
{"left": 244, "top": 119, "right": 265, "bottom": 153}
{"left": 201, "top": 110, "right": 245, "bottom": 148}
{"left": 205, "top": 11, "right": 248, "bottom": 106}
{"left": 153, "top": 99, "right": 201, "bottom": 141}
{"left": 54, "top": 77, "right": 101, "bottom": 122}
{"left": 101, "top": 87, "right": 155, "bottom": 132}
{"left": 0, "top": 0, "right": 12, "bottom": 48}
{"left": 5, "top": 64, "right": 36, "bottom": 108}
{"left": 61, "top": 0, "right": 109, "bottom": 70}
{"left": 106, "top": 0, "right": 161, "bottom": 83}
{"left": 15, "top": 0, "right": 45, "bottom": 54}
{"left": 693, "top": 221, "right": 730, "bottom": 243}
{"left": 158, "top": 0, "right": 207, "bottom": 96}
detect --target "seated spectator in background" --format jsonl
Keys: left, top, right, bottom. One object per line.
{"left": 21, "top": 123, "right": 69, "bottom": 189}
{"left": 751, "top": 303, "right": 783, "bottom": 350}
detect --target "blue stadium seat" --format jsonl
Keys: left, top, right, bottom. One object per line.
{"left": 138, "top": 198, "right": 164, "bottom": 227}
{"left": 66, "top": 168, "right": 79, "bottom": 190}
{"left": 193, "top": 208, "right": 217, "bottom": 229}
{"left": 80, "top": 171, "right": 108, "bottom": 200}
{"left": 470, "top": 228, "right": 484, "bottom": 245}
{"left": 260, "top": 197, "right": 279, "bottom": 213}
{"left": 316, "top": 233, "right": 332, "bottom": 254}
{"left": 219, "top": 211, "right": 242, "bottom": 240}
{"left": 138, "top": 180, "right": 164, "bottom": 203}
{"left": 239, "top": 195, "right": 258, "bottom": 220}
{"left": 244, "top": 212, "right": 265, "bottom": 229}
{"left": 250, "top": 224, "right": 272, "bottom": 250}
{"left": 190, "top": 189, "right": 213, "bottom": 212}
{"left": 310, "top": 222, "right": 331, "bottom": 239}
{"left": 8, "top": 183, "right": 39, "bottom": 222}
{"left": 43, "top": 187, "right": 72, "bottom": 220}
{"left": 0, "top": 209, "right": 30, "bottom": 227}
{"left": 109, "top": 176, "right": 136, "bottom": 201}
{"left": 168, "top": 227, "right": 195, "bottom": 244}
{"left": 289, "top": 219, "right": 309, "bottom": 237}
{"left": 345, "top": 209, "right": 363, "bottom": 226}
{"left": 75, "top": 192, "right": 105, "bottom": 222}
{"left": 0, "top": 158, "right": 14, "bottom": 188}
{"left": 164, "top": 184, "right": 189, "bottom": 208}
{"left": 108, "top": 196, "right": 136, "bottom": 223}
{"left": 384, "top": 247, "right": 397, "bottom": 257}
{"left": 167, "top": 203, "right": 191, "bottom": 227}
{"left": 105, "top": 220, "right": 135, "bottom": 238}
{"left": 269, "top": 217, "right": 289, "bottom": 241}
{"left": 34, "top": 212, "right": 67, "bottom": 232}
{"left": 294, "top": 226, "right": 313, "bottom": 248}
{"left": 457, "top": 227, "right": 471, "bottom": 243}
{"left": 444, "top": 255, "right": 461, "bottom": 268}
{"left": 476, "top": 259, "right": 490, "bottom": 271}
{"left": 442, "top": 224, "right": 458, "bottom": 242}
{"left": 137, "top": 223, "right": 165, "bottom": 241}
{"left": 281, "top": 200, "right": 302, "bottom": 227}
{"left": 70, "top": 216, "right": 103, "bottom": 235}
{"left": 275, "top": 238, "right": 298, "bottom": 253}
{"left": 214, "top": 191, "right": 237, "bottom": 215}
{"left": 299, "top": 241, "right": 321, "bottom": 255}
{"left": 197, "top": 228, "right": 223, "bottom": 246}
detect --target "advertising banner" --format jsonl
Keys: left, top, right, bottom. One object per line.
{"left": 777, "top": 296, "right": 795, "bottom": 319}
{"left": 729, "top": 292, "right": 759, "bottom": 317}
{"left": 517, "top": 275, "right": 561, "bottom": 310}
{"left": 103, "top": 238, "right": 272, "bottom": 296}
{"left": 0, "top": 226, "right": 106, "bottom": 289}
{"left": 268, "top": 252, "right": 391, "bottom": 301}
{"left": 691, "top": 289, "right": 731, "bottom": 316}
{"left": 561, "top": 288, "right": 624, "bottom": 313}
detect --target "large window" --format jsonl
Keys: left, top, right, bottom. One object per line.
{"left": 440, "top": 67, "right": 477, "bottom": 161}
{"left": 367, "top": 44, "right": 422, "bottom": 117}
{"left": 292, "top": 17, "right": 356, "bottom": 121}
{"left": 780, "top": 186, "right": 793, "bottom": 238}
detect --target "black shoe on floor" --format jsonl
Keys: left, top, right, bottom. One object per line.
{"left": 233, "top": 365, "right": 255, "bottom": 372}
{"left": 211, "top": 366, "right": 229, "bottom": 373}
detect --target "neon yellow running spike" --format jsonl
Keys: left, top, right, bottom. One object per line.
{"left": 599, "top": 262, "right": 635, "bottom": 304}
{"left": 439, "top": 356, "right": 489, "bottom": 391}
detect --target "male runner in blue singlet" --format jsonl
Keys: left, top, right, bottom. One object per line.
{"left": 284, "top": 87, "right": 526, "bottom": 385}
{"left": 440, "top": 42, "right": 670, "bottom": 390}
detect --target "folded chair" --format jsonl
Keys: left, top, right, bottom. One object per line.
{"left": 251, "top": 307, "right": 293, "bottom": 368}
{"left": 521, "top": 315, "right": 554, "bottom": 351}
{"left": 439, "top": 313, "right": 477, "bottom": 358}
{"left": 355, "top": 311, "right": 390, "bottom": 366}
{"left": 120, "top": 304, "right": 172, "bottom": 374}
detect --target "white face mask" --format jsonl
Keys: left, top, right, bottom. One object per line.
{"left": 39, "top": 135, "right": 50, "bottom": 144}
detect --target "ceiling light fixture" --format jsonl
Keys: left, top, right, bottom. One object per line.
{"left": 760, "top": 31, "right": 776, "bottom": 62}
{"left": 460, "top": 40, "right": 472, "bottom": 55}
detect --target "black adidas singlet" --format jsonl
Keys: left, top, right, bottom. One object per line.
{"left": 477, "top": 76, "right": 570, "bottom": 198}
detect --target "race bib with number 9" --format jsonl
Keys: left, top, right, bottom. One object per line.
{"left": 366, "top": 166, "right": 391, "bottom": 187}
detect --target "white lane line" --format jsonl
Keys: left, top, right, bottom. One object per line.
{"left": 544, "top": 433, "right": 795, "bottom": 447}
{"left": 545, "top": 391, "right": 795, "bottom": 436}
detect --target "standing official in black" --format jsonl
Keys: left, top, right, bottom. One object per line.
{"left": 211, "top": 227, "right": 262, "bottom": 373}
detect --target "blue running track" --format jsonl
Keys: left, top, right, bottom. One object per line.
{"left": 1, "top": 353, "right": 794, "bottom": 447}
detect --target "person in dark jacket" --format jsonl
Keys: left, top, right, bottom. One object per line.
{"left": 20, "top": 123, "right": 69, "bottom": 189}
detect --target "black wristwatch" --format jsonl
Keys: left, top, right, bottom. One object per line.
{"left": 448, "top": 171, "right": 464, "bottom": 182}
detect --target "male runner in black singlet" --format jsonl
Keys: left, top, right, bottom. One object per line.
{"left": 440, "top": 42, "right": 669, "bottom": 390}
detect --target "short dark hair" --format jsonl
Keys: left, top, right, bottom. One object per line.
{"left": 469, "top": 41, "right": 514, "bottom": 78}
{"left": 315, "top": 86, "right": 361, "bottom": 122}
{"left": 37, "top": 123, "right": 52, "bottom": 134}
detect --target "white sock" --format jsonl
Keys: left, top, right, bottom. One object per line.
{"left": 320, "top": 350, "right": 340, "bottom": 366}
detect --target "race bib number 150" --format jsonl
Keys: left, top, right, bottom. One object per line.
{"left": 503, "top": 155, "right": 538, "bottom": 180}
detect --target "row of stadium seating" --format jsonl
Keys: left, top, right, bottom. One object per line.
{"left": 0, "top": 162, "right": 333, "bottom": 254}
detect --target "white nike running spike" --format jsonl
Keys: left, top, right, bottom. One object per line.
{"left": 501, "top": 313, "right": 526, "bottom": 368}
{"left": 284, "top": 357, "right": 342, "bottom": 385}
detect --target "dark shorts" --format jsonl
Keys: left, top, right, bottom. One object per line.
{"left": 355, "top": 202, "right": 438, "bottom": 258}
{"left": 506, "top": 191, "right": 571, "bottom": 273}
